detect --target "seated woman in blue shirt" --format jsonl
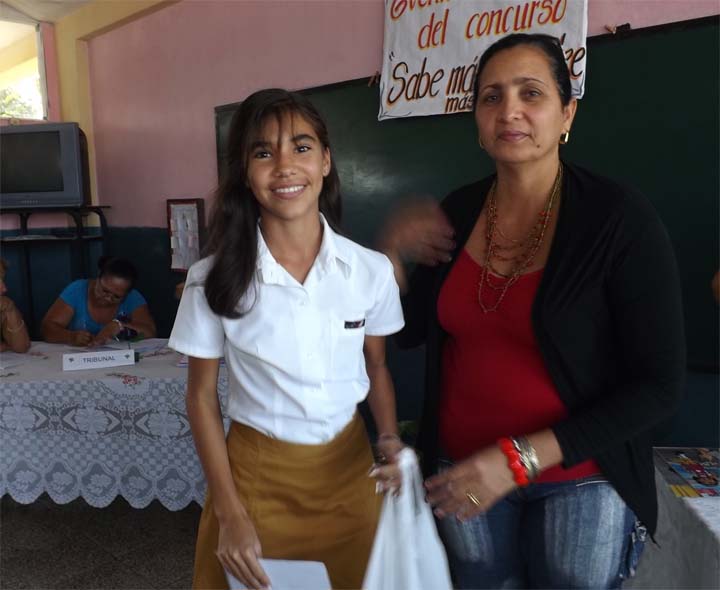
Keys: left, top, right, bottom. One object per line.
{"left": 41, "top": 256, "right": 156, "bottom": 347}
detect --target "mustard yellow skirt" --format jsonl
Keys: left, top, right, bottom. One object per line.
{"left": 192, "top": 414, "right": 381, "bottom": 590}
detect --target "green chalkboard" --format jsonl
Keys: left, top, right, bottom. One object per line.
{"left": 216, "top": 17, "right": 719, "bottom": 378}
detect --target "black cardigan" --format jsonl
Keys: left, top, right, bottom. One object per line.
{"left": 397, "top": 162, "right": 686, "bottom": 536}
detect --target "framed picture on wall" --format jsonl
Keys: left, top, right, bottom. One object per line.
{"left": 166, "top": 198, "right": 205, "bottom": 272}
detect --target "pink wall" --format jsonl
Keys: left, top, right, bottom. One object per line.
{"left": 88, "top": 0, "right": 385, "bottom": 227}
{"left": 87, "top": 0, "right": 718, "bottom": 227}
{"left": 587, "top": 0, "right": 718, "bottom": 35}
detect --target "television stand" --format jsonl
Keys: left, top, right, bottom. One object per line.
{"left": 0, "top": 206, "right": 110, "bottom": 335}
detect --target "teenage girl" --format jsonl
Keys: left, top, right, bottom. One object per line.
{"left": 169, "top": 88, "right": 405, "bottom": 590}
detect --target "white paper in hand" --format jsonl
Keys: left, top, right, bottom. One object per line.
{"left": 225, "top": 559, "right": 331, "bottom": 590}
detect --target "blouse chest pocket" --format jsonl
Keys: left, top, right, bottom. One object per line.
{"left": 330, "top": 311, "right": 366, "bottom": 379}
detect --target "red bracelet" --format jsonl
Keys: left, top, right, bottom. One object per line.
{"left": 498, "top": 437, "right": 529, "bottom": 487}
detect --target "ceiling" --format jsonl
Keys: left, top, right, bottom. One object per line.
{"left": 1, "top": 0, "right": 92, "bottom": 24}
{"left": 0, "top": 19, "right": 34, "bottom": 51}
{"left": 1, "top": 0, "right": 93, "bottom": 51}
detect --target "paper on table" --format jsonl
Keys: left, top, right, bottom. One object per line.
{"left": 0, "top": 350, "right": 35, "bottom": 371}
{"left": 84, "top": 338, "right": 170, "bottom": 357}
{"left": 100, "top": 341, "right": 133, "bottom": 351}
{"left": 225, "top": 559, "right": 331, "bottom": 590}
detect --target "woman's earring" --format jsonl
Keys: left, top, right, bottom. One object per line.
{"left": 479, "top": 138, "right": 485, "bottom": 150}
{"left": 559, "top": 131, "right": 570, "bottom": 145}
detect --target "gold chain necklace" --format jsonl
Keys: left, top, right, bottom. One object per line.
{"left": 478, "top": 164, "right": 563, "bottom": 312}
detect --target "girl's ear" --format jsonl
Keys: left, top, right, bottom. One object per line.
{"left": 322, "top": 148, "right": 331, "bottom": 177}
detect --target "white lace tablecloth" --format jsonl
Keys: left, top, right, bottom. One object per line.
{"left": 0, "top": 340, "right": 227, "bottom": 511}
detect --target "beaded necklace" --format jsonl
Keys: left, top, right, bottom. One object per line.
{"left": 478, "top": 164, "right": 563, "bottom": 312}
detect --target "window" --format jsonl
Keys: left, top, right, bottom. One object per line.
{"left": 0, "top": 20, "right": 45, "bottom": 120}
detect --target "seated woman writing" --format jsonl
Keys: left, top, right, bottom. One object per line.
{"left": 41, "top": 256, "right": 156, "bottom": 347}
{"left": 0, "top": 259, "right": 31, "bottom": 353}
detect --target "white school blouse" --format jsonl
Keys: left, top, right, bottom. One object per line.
{"left": 168, "top": 215, "right": 405, "bottom": 444}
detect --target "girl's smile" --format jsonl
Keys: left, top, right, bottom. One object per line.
{"left": 271, "top": 183, "right": 308, "bottom": 199}
{"left": 247, "top": 113, "right": 331, "bottom": 224}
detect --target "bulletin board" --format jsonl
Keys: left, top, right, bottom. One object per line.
{"left": 166, "top": 198, "right": 204, "bottom": 272}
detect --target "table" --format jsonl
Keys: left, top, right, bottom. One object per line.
{"left": 627, "top": 454, "right": 720, "bottom": 589}
{"left": 0, "top": 340, "right": 226, "bottom": 510}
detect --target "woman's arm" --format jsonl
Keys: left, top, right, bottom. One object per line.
{"left": 379, "top": 199, "right": 455, "bottom": 291}
{"left": 0, "top": 296, "right": 30, "bottom": 353}
{"left": 187, "top": 357, "right": 269, "bottom": 590}
{"left": 41, "top": 299, "right": 92, "bottom": 346}
{"left": 91, "top": 304, "right": 157, "bottom": 346}
{"left": 425, "top": 428, "right": 564, "bottom": 520}
{"left": 124, "top": 304, "right": 156, "bottom": 338}
{"left": 378, "top": 202, "right": 454, "bottom": 350}
{"left": 552, "top": 211, "right": 685, "bottom": 466}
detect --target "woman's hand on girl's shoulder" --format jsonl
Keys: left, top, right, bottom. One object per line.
{"left": 216, "top": 513, "right": 270, "bottom": 589}
{"left": 369, "top": 434, "right": 405, "bottom": 495}
{"left": 424, "top": 445, "right": 515, "bottom": 521}
{"left": 379, "top": 198, "right": 455, "bottom": 267}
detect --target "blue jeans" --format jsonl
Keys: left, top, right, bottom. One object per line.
{"left": 436, "top": 470, "right": 646, "bottom": 589}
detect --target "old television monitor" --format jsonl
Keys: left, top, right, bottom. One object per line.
{"left": 0, "top": 122, "right": 89, "bottom": 209}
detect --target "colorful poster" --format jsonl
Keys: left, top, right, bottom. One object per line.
{"left": 379, "top": 0, "right": 588, "bottom": 120}
{"left": 656, "top": 447, "right": 720, "bottom": 497}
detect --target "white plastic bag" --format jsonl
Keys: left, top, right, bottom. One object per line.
{"left": 363, "top": 448, "right": 453, "bottom": 590}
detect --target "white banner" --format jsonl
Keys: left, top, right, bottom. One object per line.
{"left": 379, "top": 0, "right": 588, "bottom": 120}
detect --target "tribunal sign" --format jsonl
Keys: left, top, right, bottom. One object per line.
{"left": 63, "top": 349, "right": 136, "bottom": 371}
{"left": 379, "top": 0, "right": 588, "bottom": 120}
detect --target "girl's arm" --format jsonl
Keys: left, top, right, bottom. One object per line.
{"left": 364, "top": 335, "right": 404, "bottom": 491}
{"left": 41, "top": 299, "right": 92, "bottom": 346}
{"left": 0, "top": 296, "right": 30, "bottom": 353}
{"left": 187, "top": 357, "right": 269, "bottom": 590}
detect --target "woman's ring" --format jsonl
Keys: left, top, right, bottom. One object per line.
{"left": 466, "top": 491, "right": 481, "bottom": 506}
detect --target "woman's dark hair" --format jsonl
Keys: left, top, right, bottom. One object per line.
{"left": 204, "top": 88, "right": 342, "bottom": 318}
{"left": 473, "top": 33, "right": 572, "bottom": 109}
{"left": 97, "top": 256, "right": 138, "bottom": 287}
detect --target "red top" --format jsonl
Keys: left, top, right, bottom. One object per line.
{"left": 438, "top": 249, "right": 600, "bottom": 483}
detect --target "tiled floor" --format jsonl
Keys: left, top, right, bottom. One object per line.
{"left": 0, "top": 494, "right": 200, "bottom": 589}
{"left": 1, "top": 490, "right": 700, "bottom": 589}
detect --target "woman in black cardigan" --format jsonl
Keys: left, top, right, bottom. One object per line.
{"left": 381, "top": 34, "right": 685, "bottom": 589}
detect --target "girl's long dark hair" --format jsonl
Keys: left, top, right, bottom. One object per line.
{"left": 203, "top": 88, "right": 342, "bottom": 318}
